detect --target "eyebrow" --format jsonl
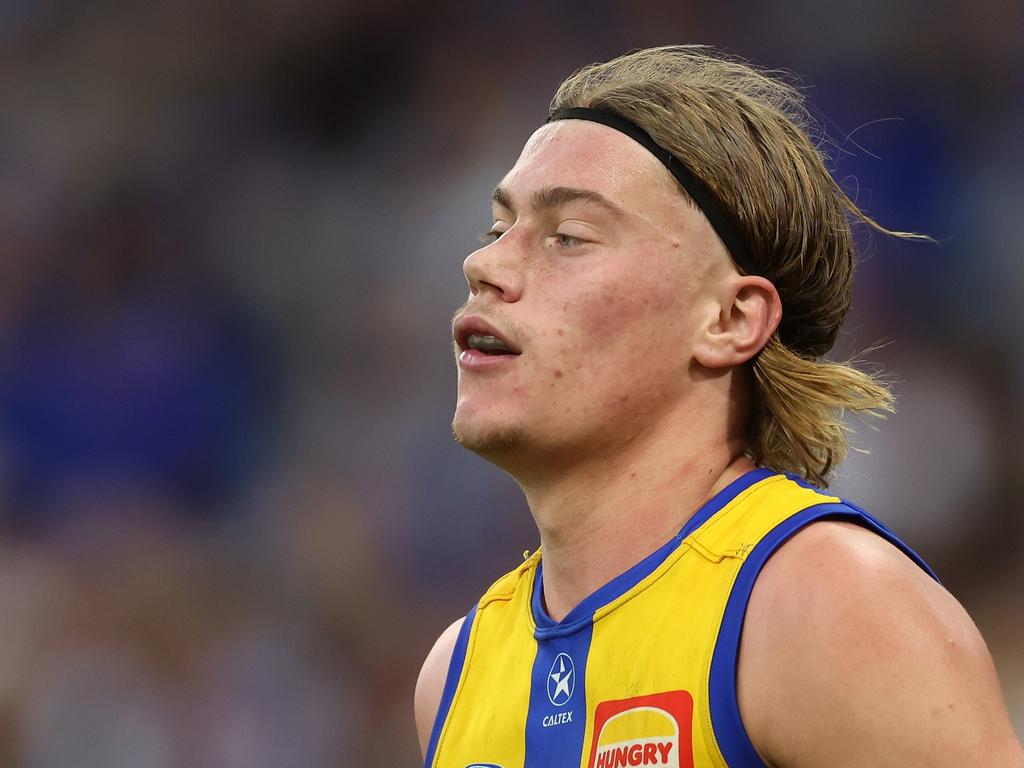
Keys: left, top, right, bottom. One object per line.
{"left": 491, "top": 184, "right": 624, "bottom": 218}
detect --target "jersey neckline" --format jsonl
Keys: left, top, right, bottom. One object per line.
{"left": 531, "top": 467, "right": 777, "bottom": 638}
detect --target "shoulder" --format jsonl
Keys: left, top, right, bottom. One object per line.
{"left": 413, "top": 555, "right": 538, "bottom": 756}
{"left": 414, "top": 616, "right": 466, "bottom": 758}
{"left": 737, "top": 520, "right": 1023, "bottom": 768}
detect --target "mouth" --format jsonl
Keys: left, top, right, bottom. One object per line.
{"left": 453, "top": 314, "right": 521, "bottom": 370}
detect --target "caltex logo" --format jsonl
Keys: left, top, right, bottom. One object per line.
{"left": 546, "top": 652, "right": 575, "bottom": 706}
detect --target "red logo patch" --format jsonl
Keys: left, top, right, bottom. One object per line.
{"left": 587, "top": 691, "right": 694, "bottom": 768}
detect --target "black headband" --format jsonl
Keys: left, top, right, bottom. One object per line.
{"left": 546, "top": 107, "right": 757, "bottom": 276}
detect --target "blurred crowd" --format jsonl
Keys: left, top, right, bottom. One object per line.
{"left": 0, "top": 0, "right": 1021, "bottom": 764}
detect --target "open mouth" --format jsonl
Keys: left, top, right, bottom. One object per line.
{"left": 466, "top": 333, "right": 518, "bottom": 356}
{"left": 453, "top": 315, "right": 522, "bottom": 361}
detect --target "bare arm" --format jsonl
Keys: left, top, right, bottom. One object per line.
{"left": 414, "top": 617, "right": 465, "bottom": 759}
{"left": 739, "top": 521, "right": 1024, "bottom": 768}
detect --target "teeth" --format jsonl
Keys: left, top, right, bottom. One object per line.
{"left": 468, "top": 333, "right": 513, "bottom": 353}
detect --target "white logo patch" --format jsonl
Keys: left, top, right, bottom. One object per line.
{"left": 546, "top": 652, "right": 575, "bottom": 706}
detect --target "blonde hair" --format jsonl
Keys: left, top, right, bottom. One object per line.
{"left": 552, "top": 45, "right": 924, "bottom": 487}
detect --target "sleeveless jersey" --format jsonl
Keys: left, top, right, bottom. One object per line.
{"left": 423, "top": 468, "right": 936, "bottom": 768}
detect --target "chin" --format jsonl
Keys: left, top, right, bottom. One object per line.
{"left": 451, "top": 413, "right": 531, "bottom": 458}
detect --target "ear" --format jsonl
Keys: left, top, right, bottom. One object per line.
{"left": 694, "top": 276, "right": 782, "bottom": 369}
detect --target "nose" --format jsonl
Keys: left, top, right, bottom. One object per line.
{"left": 463, "top": 237, "right": 524, "bottom": 302}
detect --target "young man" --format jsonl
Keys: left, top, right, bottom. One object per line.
{"left": 415, "top": 47, "right": 1023, "bottom": 767}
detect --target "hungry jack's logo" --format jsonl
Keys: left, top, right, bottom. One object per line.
{"left": 587, "top": 691, "right": 694, "bottom": 768}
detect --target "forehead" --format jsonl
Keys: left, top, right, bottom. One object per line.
{"left": 498, "top": 120, "right": 680, "bottom": 211}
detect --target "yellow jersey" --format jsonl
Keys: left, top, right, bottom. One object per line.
{"left": 424, "top": 468, "right": 935, "bottom": 768}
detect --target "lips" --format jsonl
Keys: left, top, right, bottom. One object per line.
{"left": 453, "top": 314, "right": 521, "bottom": 371}
{"left": 453, "top": 315, "right": 521, "bottom": 356}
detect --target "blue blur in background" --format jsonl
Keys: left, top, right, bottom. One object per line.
{"left": 0, "top": 1, "right": 1021, "bottom": 764}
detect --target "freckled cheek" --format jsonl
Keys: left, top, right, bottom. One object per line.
{"left": 525, "top": 278, "right": 687, "bottom": 392}
{"left": 575, "top": 286, "right": 680, "bottom": 358}
{"left": 535, "top": 286, "right": 692, "bottom": 411}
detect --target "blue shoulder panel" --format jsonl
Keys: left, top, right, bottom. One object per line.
{"left": 423, "top": 603, "right": 479, "bottom": 768}
{"left": 708, "top": 502, "right": 938, "bottom": 767}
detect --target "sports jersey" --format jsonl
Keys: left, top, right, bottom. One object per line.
{"left": 423, "top": 468, "right": 936, "bottom": 768}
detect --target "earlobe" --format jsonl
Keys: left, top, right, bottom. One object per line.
{"left": 694, "top": 277, "right": 782, "bottom": 369}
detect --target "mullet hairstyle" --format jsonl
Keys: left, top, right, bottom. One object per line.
{"left": 551, "top": 45, "right": 926, "bottom": 487}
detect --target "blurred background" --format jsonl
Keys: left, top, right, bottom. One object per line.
{"left": 0, "top": 0, "right": 1021, "bottom": 764}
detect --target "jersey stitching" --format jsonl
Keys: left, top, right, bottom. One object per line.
{"left": 479, "top": 588, "right": 518, "bottom": 608}
{"left": 692, "top": 475, "right": 785, "bottom": 540}
{"left": 693, "top": 476, "right": 839, "bottom": 559}
{"left": 590, "top": 476, "right": 784, "bottom": 622}
{"left": 480, "top": 555, "right": 541, "bottom": 610}
{"left": 591, "top": 543, "right": 694, "bottom": 622}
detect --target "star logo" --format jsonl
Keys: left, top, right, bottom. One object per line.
{"left": 546, "top": 652, "right": 575, "bottom": 706}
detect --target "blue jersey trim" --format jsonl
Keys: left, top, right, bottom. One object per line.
{"left": 708, "top": 502, "right": 938, "bottom": 767}
{"left": 524, "top": 623, "right": 593, "bottom": 765}
{"left": 532, "top": 467, "right": 776, "bottom": 638}
{"left": 423, "top": 603, "right": 479, "bottom": 768}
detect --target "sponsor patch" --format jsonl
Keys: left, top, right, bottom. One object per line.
{"left": 587, "top": 691, "right": 694, "bottom": 768}
{"left": 546, "top": 652, "right": 576, "bottom": 706}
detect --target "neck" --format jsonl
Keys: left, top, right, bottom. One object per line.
{"left": 516, "top": 405, "right": 752, "bottom": 622}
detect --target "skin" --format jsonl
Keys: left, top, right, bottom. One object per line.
{"left": 415, "top": 120, "right": 1024, "bottom": 765}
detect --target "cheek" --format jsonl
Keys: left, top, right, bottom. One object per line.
{"left": 575, "top": 273, "right": 692, "bottom": 359}
{"left": 534, "top": 271, "right": 696, "bottom": 407}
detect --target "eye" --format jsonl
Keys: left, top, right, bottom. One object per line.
{"left": 548, "top": 233, "right": 584, "bottom": 249}
{"left": 479, "top": 226, "right": 507, "bottom": 243}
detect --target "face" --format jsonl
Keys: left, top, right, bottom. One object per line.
{"left": 452, "top": 120, "right": 734, "bottom": 470}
